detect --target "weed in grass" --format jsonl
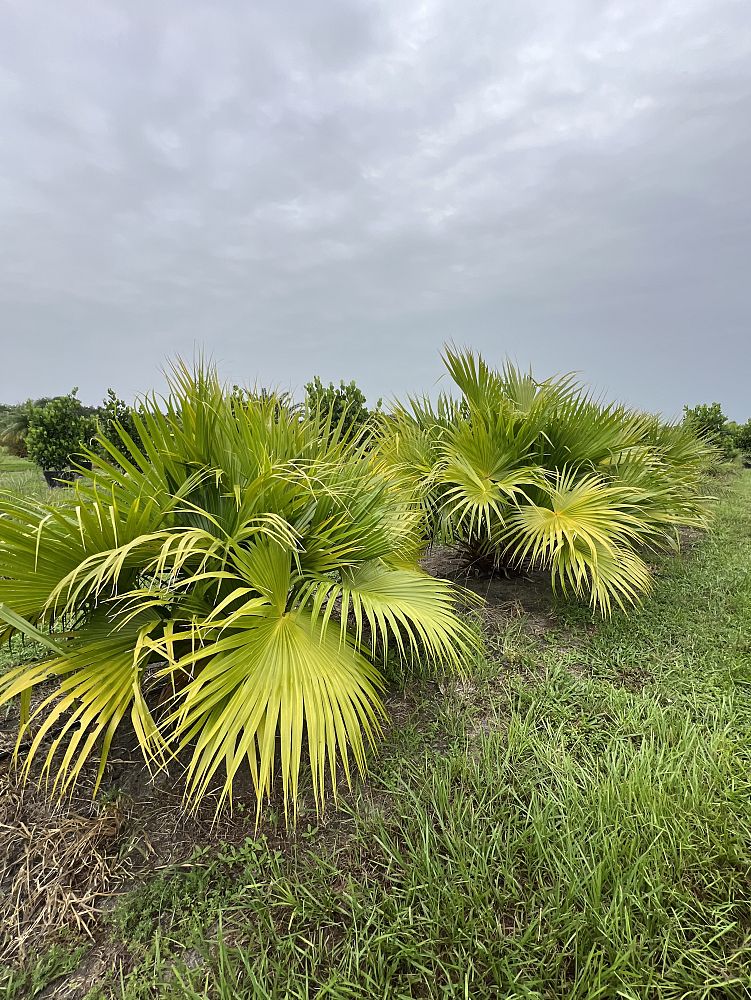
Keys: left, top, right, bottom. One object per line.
{"left": 0, "top": 942, "right": 88, "bottom": 1000}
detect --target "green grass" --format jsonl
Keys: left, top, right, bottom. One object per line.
{"left": 0, "top": 945, "right": 88, "bottom": 1000}
{"left": 4, "top": 472, "right": 751, "bottom": 998}
{"left": 0, "top": 450, "right": 49, "bottom": 502}
{"left": 95, "top": 472, "right": 751, "bottom": 999}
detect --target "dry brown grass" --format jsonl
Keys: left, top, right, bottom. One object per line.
{"left": 0, "top": 769, "right": 130, "bottom": 963}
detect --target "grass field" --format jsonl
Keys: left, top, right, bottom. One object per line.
{"left": 2, "top": 471, "right": 750, "bottom": 999}
{"left": 0, "top": 451, "right": 50, "bottom": 502}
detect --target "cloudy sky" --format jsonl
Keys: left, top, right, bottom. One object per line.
{"left": 1, "top": 1, "right": 749, "bottom": 418}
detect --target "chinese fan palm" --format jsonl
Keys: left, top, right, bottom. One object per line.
{"left": 0, "top": 363, "right": 477, "bottom": 817}
{"left": 378, "top": 347, "right": 713, "bottom": 613}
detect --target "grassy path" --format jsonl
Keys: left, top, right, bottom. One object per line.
{"left": 10, "top": 473, "right": 751, "bottom": 999}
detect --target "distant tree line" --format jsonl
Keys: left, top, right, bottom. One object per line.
{"left": 0, "top": 377, "right": 383, "bottom": 480}
{"left": 682, "top": 402, "right": 751, "bottom": 463}
{"left": 0, "top": 388, "right": 141, "bottom": 479}
{"left": 5, "top": 378, "right": 741, "bottom": 484}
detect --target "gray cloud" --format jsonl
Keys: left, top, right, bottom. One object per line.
{"left": 0, "top": 0, "right": 749, "bottom": 418}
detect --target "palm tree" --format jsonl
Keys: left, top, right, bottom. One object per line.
{"left": 0, "top": 398, "right": 53, "bottom": 457}
{"left": 0, "top": 362, "right": 477, "bottom": 818}
{"left": 377, "top": 348, "right": 713, "bottom": 613}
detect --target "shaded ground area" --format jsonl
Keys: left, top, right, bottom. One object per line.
{"left": 1, "top": 472, "right": 750, "bottom": 999}
{"left": 422, "top": 543, "right": 558, "bottom": 634}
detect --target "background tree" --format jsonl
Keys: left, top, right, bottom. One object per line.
{"left": 0, "top": 398, "right": 53, "bottom": 457}
{"left": 25, "top": 391, "right": 97, "bottom": 475}
{"left": 305, "top": 376, "right": 381, "bottom": 440}
{"left": 682, "top": 401, "right": 735, "bottom": 458}
{"left": 94, "top": 389, "right": 143, "bottom": 464}
{"left": 732, "top": 418, "right": 751, "bottom": 463}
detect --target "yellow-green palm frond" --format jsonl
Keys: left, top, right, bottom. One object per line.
{"left": 0, "top": 360, "right": 476, "bottom": 820}
{"left": 164, "top": 607, "right": 385, "bottom": 820}
{"left": 302, "top": 560, "right": 480, "bottom": 669}
{"left": 503, "top": 471, "right": 653, "bottom": 613}
{"left": 0, "top": 612, "right": 165, "bottom": 796}
{"left": 442, "top": 345, "right": 505, "bottom": 410}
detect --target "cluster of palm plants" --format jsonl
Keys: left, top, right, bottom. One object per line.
{"left": 377, "top": 348, "right": 714, "bottom": 613}
{"left": 0, "top": 363, "right": 477, "bottom": 817}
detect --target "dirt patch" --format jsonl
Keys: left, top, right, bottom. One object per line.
{"left": 422, "top": 543, "right": 559, "bottom": 621}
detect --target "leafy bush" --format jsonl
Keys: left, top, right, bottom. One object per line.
{"left": 682, "top": 401, "right": 735, "bottom": 459}
{"left": 2, "top": 390, "right": 138, "bottom": 467}
{"left": 732, "top": 418, "right": 751, "bottom": 455}
{"left": 25, "top": 391, "right": 97, "bottom": 471}
{"left": 304, "top": 376, "right": 381, "bottom": 441}
{"left": 0, "top": 362, "right": 476, "bottom": 818}
{"left": 94, "top": 389, "right": 142, "bottom": 464}
{"left": 378, "top": 348, "right": 713, "bottom": 614}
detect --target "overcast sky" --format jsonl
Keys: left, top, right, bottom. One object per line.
{"left": 1, "top": 1, "right": 749, "bottom": 419}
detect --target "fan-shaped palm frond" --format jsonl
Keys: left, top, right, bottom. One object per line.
{"left": 378, "top": 347, "right": 714, "bottom": 612}
{"left": 0, "top": 362, "right": 478, "bottom": 819}
{"left": 502, "top": 470, "right": 653, "bottom": 613}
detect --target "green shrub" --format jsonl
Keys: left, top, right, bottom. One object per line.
{"left": 304, "top": 376, "right": 381, "bottom": 441}
{"left": 732, "top": 418, "right": 751, "bottom": 455}
{"left": 24, "top": 391, "right": 96, "bottom": 472}
{"left": 0, "top": 362, "right": 477, "bottom": 819}
{"left": 682, "top": 401, "right": 735, "bottom": 458}
{"left": 94, "top": 389, "right": 143, "bottom": 464}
